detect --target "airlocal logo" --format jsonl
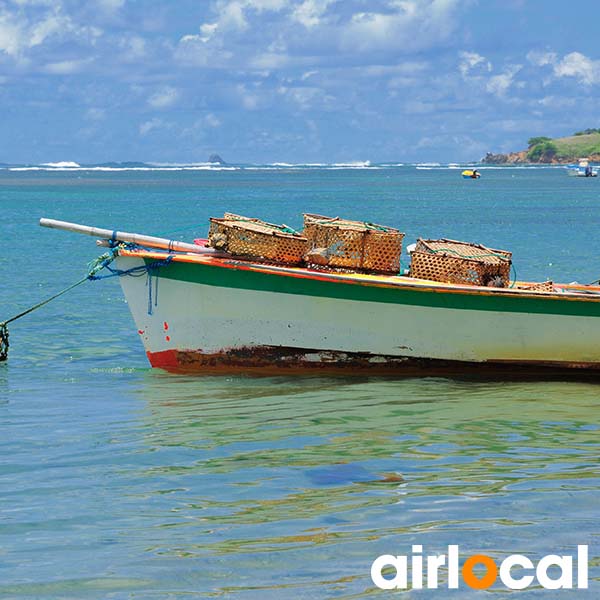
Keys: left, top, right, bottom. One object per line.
{"left": 371, "top": 545, "right": 588, "bottom": 591}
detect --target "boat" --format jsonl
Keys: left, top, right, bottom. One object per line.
{"left": 566, "top": 158, "right": 598, "bottom": 177}
{"left": 462, "top": 169, "right": 481, "bottom": 179}
{"left": 39, "top": 219, "right": 600, "bottom": 376}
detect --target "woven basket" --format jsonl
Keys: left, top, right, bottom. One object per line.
{"left": 409, "top": 238, "right": 512, "bottom": 287}
{"left": 303, "top": 213, "right": 404, "bottom": 274}
{"left": 516, "top": 280, "right": 554, "bottom": 293}
{"left": 208, "top": 213, "right": 308, "bottom": 265}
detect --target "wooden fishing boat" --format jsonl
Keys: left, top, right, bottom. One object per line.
{"left": 40, "top": 219, "right": 600, "bottom": 376}
{"left": 116, "top": 247, "right": 600, "bottom": 375}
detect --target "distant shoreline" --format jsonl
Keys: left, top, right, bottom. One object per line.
{"left": 483, "top": 151, "right": 600, "bottom": 165}
{"left": 483, "top": 131, "right": 600, "bottom": 164}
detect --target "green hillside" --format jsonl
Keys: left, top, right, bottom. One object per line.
{"left": 527, "top": 130, "right": 600, "bottom": 162}
{"left": 552, "top": 132, "right": 600, "bottom": 159}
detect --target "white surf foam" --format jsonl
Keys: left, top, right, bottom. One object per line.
{"left": 9, "top": 165, "right": 240, "bottom": 172}
{"left": 331, "top": 160, "right": 372, "bottom": 168}
{"left": 40, "top": 161, "right": 81, "bottom": 168}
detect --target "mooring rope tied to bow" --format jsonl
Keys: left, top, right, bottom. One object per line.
{"left": 0, "top": 245, "right": 173, "bottom": 362}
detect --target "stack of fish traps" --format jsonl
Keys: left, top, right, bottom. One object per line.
{"left": 303, "top": 213, "right": 404, "bottom": 274}
{"left": 208, "top": 213, "right": 308, "bottom": 265}
{"left": 409, "top": 238, "right": 512, "bottom": 287}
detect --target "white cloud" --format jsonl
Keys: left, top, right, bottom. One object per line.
{"left": 459, "top": 51, "right": 491, "bottom": 77}
{"left": 43, "top": 58, "right": 92, "bottom": 74}
{"left": 28, "top": 13, "right": 69, "bottom": 46}
{"left": 118, "top": 34, "right": 146, "bottom": 60}
{"left": 148, "top": 86, "right": 179, "bottom": 109}
{"left": 486, "top": 65, "right": 522, "bottom": 97}
{"left": 177, "top": 0, "right": 463, "bottom": 71}
{"left": 200, "top": 0, "right": 287, "bottom": 37}
{"left": 188, "top": 0, "right": 288, "bottom": 48}
{"left": 526, "top": 50, "right": 557, "bottom": 67}
{"left": 339, "top": 0, "right": 461, "bottom": 53}
{"left": 301, "top": 70, "right": 318, "bottom": 80}
{"left": 204, "top": 113, "right": 221, "bottom": 127}
{"left": 537, "top": 95, "right": 576, "bottom": 109}
{"left": 180, "top": 113, "right": 222, "bottom": 138}
{"left": 0, "top": 12, "right": 25, "bottom": 56}
{"left": 278, "top": 84, "right": 329, "bottom": 110}
{"left": 139, "top": 118, "right": 164, "bottom": 135}
{"left": 251, "top": 51, "right": 288, "bottom": 69}
{"left": 554, "top": 52, "right": 600, "bottom": 85}
{"left": 198, "top": 22, "right": 218, "bottom": 42}
{"left": 216, "top": 1, "right": 248, "bottom": 31}
{"left": 176, "top": 33, "right": 230, "bottom": 66}
{"left": 292, "top": 0, "right": 334, "bottom": 28}
{"left": 526, "top": 49, "right": 600, "bottom": 85}
{"left": 0, "top": 5, "right": 102, "bottom": 58}
{"left": 236, "top": 83, "right": 261, "bottom": 109}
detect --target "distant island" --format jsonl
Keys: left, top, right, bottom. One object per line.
{"left": 483, "top": 129, "right": 600, "bottom": 164}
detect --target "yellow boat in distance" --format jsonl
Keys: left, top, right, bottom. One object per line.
{"left": 462, "top": 169, "right": 481, "bottom": 179}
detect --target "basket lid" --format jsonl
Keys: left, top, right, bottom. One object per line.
{"left": 304, "top": 213, "right": 399, "bottom": 233}
{"left": 418, "top": 238, "right": 510, "bottom": 265}
{"left": 211, "top": 215, "right": 304, "bottom": 238}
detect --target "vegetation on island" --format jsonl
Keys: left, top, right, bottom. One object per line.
{"left": 574, "top": 128, "right": 600, "bottom": 136}
{"left": 526, "top": 137, "right": 558, "bottom": 162}
{"left": 483, "top": 129, "right": 600, "bottom": 164}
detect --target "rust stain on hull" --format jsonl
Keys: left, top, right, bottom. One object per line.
{"left": 147, "top": 345, "right": 600, "bottom": 379}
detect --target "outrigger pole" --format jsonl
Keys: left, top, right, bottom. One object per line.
{"left": 1, "top": 219, "right": 221, "bottom": 362}
{"left": 39, "top": 218, "right": 218, "bottom": 255}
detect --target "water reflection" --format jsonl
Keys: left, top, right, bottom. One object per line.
{"left": 122, "top": 375, "right": 600, "bottom": 597}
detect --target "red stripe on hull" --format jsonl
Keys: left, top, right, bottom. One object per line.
{"left": 146, "top": 346, "right": 600, "bottom": 378}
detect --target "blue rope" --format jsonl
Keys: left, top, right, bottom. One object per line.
{"left": 89, "top": 253, "right": 173, "bottom": 316}
{"left": 0, "top": 246, "right": 175, "bottom": 360}
{"left": 88, "top": 255, "right": 173, "bottom": 280}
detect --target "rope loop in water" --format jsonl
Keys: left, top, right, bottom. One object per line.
{"left": 0, "top": 322, "right": 9, "bottom": 362}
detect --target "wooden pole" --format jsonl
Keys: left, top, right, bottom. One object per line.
{"left": 40, "top": 218, "right": 220, "bottom": 255}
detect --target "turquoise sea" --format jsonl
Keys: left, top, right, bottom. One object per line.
{"left": 1, "top": 164, "right": 599, "bottom": 598}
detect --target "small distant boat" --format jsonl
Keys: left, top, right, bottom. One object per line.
{"left": 462, "top": 169, "right": 481, "bottom": 179}
{"left": 566, "top": 158, "right": 598, "bottom": 177}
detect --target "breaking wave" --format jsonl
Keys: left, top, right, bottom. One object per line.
{"left": 0, "top": 160, "right": 576, "bottom": 173}
{"left": 40, "top": 161, "right": 81, "bottom": 168}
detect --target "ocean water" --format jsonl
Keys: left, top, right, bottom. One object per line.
{"left": 1, "top": 165, "right": 599, "bottom": 598}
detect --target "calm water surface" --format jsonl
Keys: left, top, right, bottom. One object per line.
{"left": 1, "top": 166, "right": 599, "bottom": 598}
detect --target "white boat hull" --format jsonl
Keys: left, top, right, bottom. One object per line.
{"left": 116, "top": 254, "right": 600, "bottom": 374}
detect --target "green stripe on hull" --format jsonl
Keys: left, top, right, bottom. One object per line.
{"left": 147, "top": 258, "right": 600, "bottom": 318}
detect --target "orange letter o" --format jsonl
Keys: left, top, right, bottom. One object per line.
{"left": 462, "top": 554, "right": 498, "bottom": 589}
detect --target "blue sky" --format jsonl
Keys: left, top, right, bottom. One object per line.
{"left": 1, "top": 0, "right": 599, "bottom": 164}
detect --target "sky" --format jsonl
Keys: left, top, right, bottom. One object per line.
{"left": 1, "top": 0, "right": 599, "bottom": 164}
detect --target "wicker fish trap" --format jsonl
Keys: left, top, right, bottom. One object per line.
{"left": 409, "top": 238, "right": 512, "bottom": 287}
{"left": 208, "top": 213, "right": 308, "bottom": 265}
{"left": 303, "top": 213, "right": 404, "bottom": 274}
{"left": 516, "top": 280, "right": 554, "bottom": 293}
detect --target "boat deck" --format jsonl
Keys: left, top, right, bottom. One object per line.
{"left": 119, "top": 246, "right": 600, "bottom": 301}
